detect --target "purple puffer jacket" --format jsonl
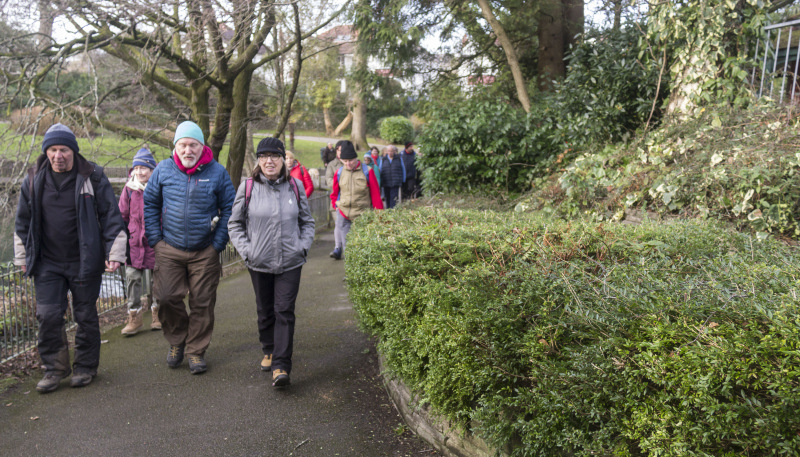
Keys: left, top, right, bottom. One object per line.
{"left": 119, "top": 185, "right": 155, "bottom": 270}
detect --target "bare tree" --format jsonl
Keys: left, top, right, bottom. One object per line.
{"left": 1, "top": 0, "right": 347, "bottom": 185}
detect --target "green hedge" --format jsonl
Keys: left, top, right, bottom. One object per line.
{"left": 346, "top": 208, "right": 800, "bottom": 456}
{"left": 379, "top": 116, "right": 415, "bottom": 145}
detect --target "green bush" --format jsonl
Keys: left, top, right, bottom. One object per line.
{"left": 379, "top": 116, "right": 415, "bottom": 145}
{"left": 417, "top": 24, "right": 662, "bottom": 196}
{"left": 346, "top": 207, "right": 800, "bottom": 456}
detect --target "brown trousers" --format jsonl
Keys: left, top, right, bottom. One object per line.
{"left": 153, "top": 242, "right": 221, "bottom": 356}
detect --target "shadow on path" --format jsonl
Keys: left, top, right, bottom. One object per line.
{"left": 0, "top": 230, "right": 438, "bottom": 456}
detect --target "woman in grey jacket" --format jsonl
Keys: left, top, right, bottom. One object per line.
{"left": 228, "top": 137, "right": 315, "bottom": 387}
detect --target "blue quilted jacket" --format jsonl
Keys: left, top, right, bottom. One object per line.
{"left": 143, "top": 153, "right": 236, "bottom": 252}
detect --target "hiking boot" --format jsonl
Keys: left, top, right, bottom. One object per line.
{"left": 36, "top": 371, "right": 70, "bottom": 393}
{"left": 272, "top": 369, "right": 290, "bottom": 387}
{"left": 166, "top": 344, "right": 185, "bottom": 368}
{"left": 260, "top": 354, "right": 273, "bottom": 372}
{"left": 150, "top": 305, "right": 162, "bottom": 331}
{"left": 329, "top": 248, "right": 342, "bottom": 260}
{"left": 121, "top": 308, "right": 143, "bottom": 336}
{"left": 188, "top": 355, "right": 207, "bottom": 374}
{"left": 70, "top": 372, "right": 93, "bottom": 388}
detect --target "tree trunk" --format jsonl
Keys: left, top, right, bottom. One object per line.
{"left": 350, "top": 97, "right": 368, "bottom": 151}
{"left": 289, "top": 123, "right": 295, "bottom": 151}
{"left": 188, "top": 80, "right": 212, "bottom": 146}
{"left": 564, "top": 0, "right": 584, "bottom": 53}
{"left": 274, "top": 4, "right": 303, "bottom": 143}
{"left": 537, "top": 0, "right": 566, "bottom": 92}
{"left": 323, "top": 107, "right": 334, "bottom": 136}
{"left": 244, "top": 122, "right": 255, "bottom": 175}
{"left": 612, "top": 0, "right": 622, "bottom": 31}
{"left": 349, "top": 44, "right": 369, "bottom": 151}
{"left": 226, "top": 70, "right": 253, "bottom": 186}
{"left": 37, "top": 0, "right": 54, "bottom": 51}
{"left": 476, "top": 0, "right": 531, "bottom": 112}
{"left": 208, "top": 85, "right": 234, "bottom": 162}
{"left": 333, "top": 111, "right": 353, "bottom": 136}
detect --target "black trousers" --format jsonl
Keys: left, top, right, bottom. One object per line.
{"left": 34, "top": 260, "right": 103, "bottom": 376}
{"left": 248, "top": 266, "right": 302, "bottom": 374}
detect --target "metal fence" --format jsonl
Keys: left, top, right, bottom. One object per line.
{"left": 0, "top": 264, "right": 127, "bottom": 363}
{"left": 753, "top": 18, "right": 800, "bottom": 102}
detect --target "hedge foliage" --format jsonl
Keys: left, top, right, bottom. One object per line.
{"left": 379, "top": 115, "right": 415, "bottom": 145}
{"left": 346, "top": 208, "right": 800, "bottom": 456}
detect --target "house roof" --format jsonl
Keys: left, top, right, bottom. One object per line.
{"left": 317, "top": 24, "right": 357, "bottom": 55}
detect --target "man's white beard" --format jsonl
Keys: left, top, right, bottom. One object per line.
{"left": 179, "top": 155, "right": 199, "bottom": 168}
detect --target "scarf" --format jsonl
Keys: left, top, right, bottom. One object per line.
{"left": 174, "top": 145, "right": 214, "bottom": 175}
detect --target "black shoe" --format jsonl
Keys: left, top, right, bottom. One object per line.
{"left": 36, "top": 371, "right": 70, "bottom": 393}
{"left": 329, "top": 248, "right": 342, "bottom": 260}
{"left": 188, "top": 355, "right": 207, "bottom": 374}
{"left": 167, "top": 344, "right": 185, "bottom": 368}
{"left": 70, "top": 372, "right": 93, "bottom": 388}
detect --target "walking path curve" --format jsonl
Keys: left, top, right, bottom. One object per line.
{"left": 0, "top": 230, "right": 438, "bottom": 456}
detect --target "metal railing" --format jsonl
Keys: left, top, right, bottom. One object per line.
{"left": 753, "top": 19, "right": 800, "bottom": 102}
{"left": 0, "top": 264, "right": 127, "bottom": 363}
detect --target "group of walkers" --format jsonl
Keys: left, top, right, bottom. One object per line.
{"left": 321, "top": 140, "right": 421, "bottom": 260}
{"left": 14, "top": 121, "right": 315, "bottom": 393}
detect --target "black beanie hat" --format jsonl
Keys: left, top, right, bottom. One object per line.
{"left": 339, "top": 141, "right": 357, "bottom": 160}
{"left": 42, "top": 123, "right": 80, "bottom": 155}
{"left": 256, "top": 137, "right": 286, "bottom": 158}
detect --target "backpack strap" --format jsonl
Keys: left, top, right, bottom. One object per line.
{"left": 245, "top": 178, "right": 254, "bottom": 209}
{"left": 243, "top": 177, "right": 254, "bottom": 231}
{"left": 289, "top": 177, "right": 300, "bottom": 202}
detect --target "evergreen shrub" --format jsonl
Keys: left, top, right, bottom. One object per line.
{"left": 346, "top": 207, "right": 800, "bottom": 456}
{"left": 379, "top": 116, "right": 415, "bottom": 145}
{"left": 418, "top": 25, "right": 662, "bottom": 196}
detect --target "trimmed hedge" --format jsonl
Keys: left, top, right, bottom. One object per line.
{"left": 379, "top": 116, "right": 415, "bottom": 145}
{"left": 346, "top": 208, "right": 800, "bottom": 456}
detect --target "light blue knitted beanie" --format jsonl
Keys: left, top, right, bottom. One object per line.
{"left": 173, "top": 121, "right": 205, "bottom": 145}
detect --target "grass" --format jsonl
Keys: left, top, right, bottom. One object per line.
{"left": 0, "top": 124, "right": 331, "bottom": 171}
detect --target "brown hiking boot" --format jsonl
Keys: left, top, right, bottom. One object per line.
{"left": 260, "top": 354, "right": 272, "bottom": 371}
{"left": 150, "top": 305, "right": 162, "bottom": 330}
{"left": 272, "top": 369, "right": 290, "bottom": 387}
{"left": 121, "top": 309, "right": 143, "bottom": 336}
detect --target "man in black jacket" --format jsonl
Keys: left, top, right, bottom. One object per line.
{"left": 320, "top": 142, "right": 336, "bottom": 168}
{"left": 14, "top": 123, "right": 127, "bottom": 393}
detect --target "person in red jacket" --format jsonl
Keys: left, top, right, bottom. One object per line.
{"left": 285, "top": 151, "right": 314, "bottom": 198}
{"left": 329, "top": 141, "right": 383, "bottom": 260}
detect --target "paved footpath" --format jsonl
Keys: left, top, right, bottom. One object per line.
{"left": 0, "top": 230, "right": 439, "bottom": 456}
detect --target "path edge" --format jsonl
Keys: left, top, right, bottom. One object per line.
{"left": 378, "top": 354, "right": 509, "bottom": 457}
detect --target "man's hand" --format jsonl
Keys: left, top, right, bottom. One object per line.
{"left": 21, "top": 265, "right": 26, "bottom": 273}
{"left": 105, "top": 261, "right": 121, "bottom": 272}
